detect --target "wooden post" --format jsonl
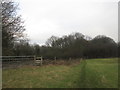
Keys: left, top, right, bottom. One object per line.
{"left": 34, "top": 56, "right": 36, "bottom": 61}
{"left": 41, "top": 56, "right": 43, "bottom": 66}
{"left": 69, "top": 57, "right": 71, "bottom": 60}
{"left": 54, "top": 57, "right": 56, "bottom": 64}
{"left": 34, "top": 55, "right": 36, "bottom": 65}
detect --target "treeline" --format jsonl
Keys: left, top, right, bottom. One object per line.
{"left": 6, "top": 32, "right": 119, "bottom": 59}
{"left": 42, "top": 33, "right": 118, "bottom": 59}
{"left": 2, "top": 0, "right": 119, "bottom": 59}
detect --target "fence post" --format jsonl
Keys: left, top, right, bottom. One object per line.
{"left": 34, "top": 56, "right": 36, "bottom": 65}
{"left": 41, "top": 56, "right": 43, "bottom": 66}
{"left": 34, "top": 56, "right": 36, "bottom": 61}
{"left": 54, "top": 57, "right": 56, "bottom": 64}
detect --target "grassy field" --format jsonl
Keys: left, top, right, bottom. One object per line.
{"left": 2, "top": 58, "right": 118, "bottom": 88}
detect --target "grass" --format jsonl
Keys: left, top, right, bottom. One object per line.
{"left": 2, "top": 58, "right": 118, "bottom": 88}
{"left": 80, "top": 58, "right": 118, "bottom": 88}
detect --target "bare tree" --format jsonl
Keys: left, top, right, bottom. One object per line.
{"left": 45, "top": 36, "right": 58, "bottom": 47}
{"left": 2, "top": 0, "right": 25, "bottom": 55}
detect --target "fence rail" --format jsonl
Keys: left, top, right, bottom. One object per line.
{"left": 1, "top": 56, "right": 35, "bottom": 69}
{"left": 2, "top": 56, "right": 34, "bottom": 61}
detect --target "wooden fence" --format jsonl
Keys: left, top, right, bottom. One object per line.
{"left": 2, "top": 56, "right": 35, "bottom": 68}
{"left": 1, "top": 56, "right": 81, "bottom": 69}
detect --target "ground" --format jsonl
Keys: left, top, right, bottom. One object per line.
{"left": 2, "top": 58, "right": 118, "bottom": 88}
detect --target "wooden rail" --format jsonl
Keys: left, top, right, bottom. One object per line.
{"left": 1, "top": 56, "right": 44, "bottom": 68}
{"left": 1, "top": 56, "right": 34, "bottom": 62}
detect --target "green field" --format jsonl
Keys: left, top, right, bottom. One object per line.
{"left": 2, "top": 58, "right": 118, "bottom": 88}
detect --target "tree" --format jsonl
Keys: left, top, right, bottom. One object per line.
{"left": 88, "top": 35, "right": 117, "bottom": 58}
{"left": 43, "top": 33, "right": 117, "bottom": 59}
{"left": 2, "top": 0, "right": 25, "bottom": 55}
{"left": 45, "top": 36, "right": 58, "bottom": 47}
{"left": 13, "top": 40, "right": 34, "bottom": 56}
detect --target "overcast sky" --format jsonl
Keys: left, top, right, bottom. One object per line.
{"left": 16, "top": 0, "right": 118, "bottom": 45}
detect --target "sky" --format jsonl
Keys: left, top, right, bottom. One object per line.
{"left": 16, "top": 0, "right": 118, "bottom": 45}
